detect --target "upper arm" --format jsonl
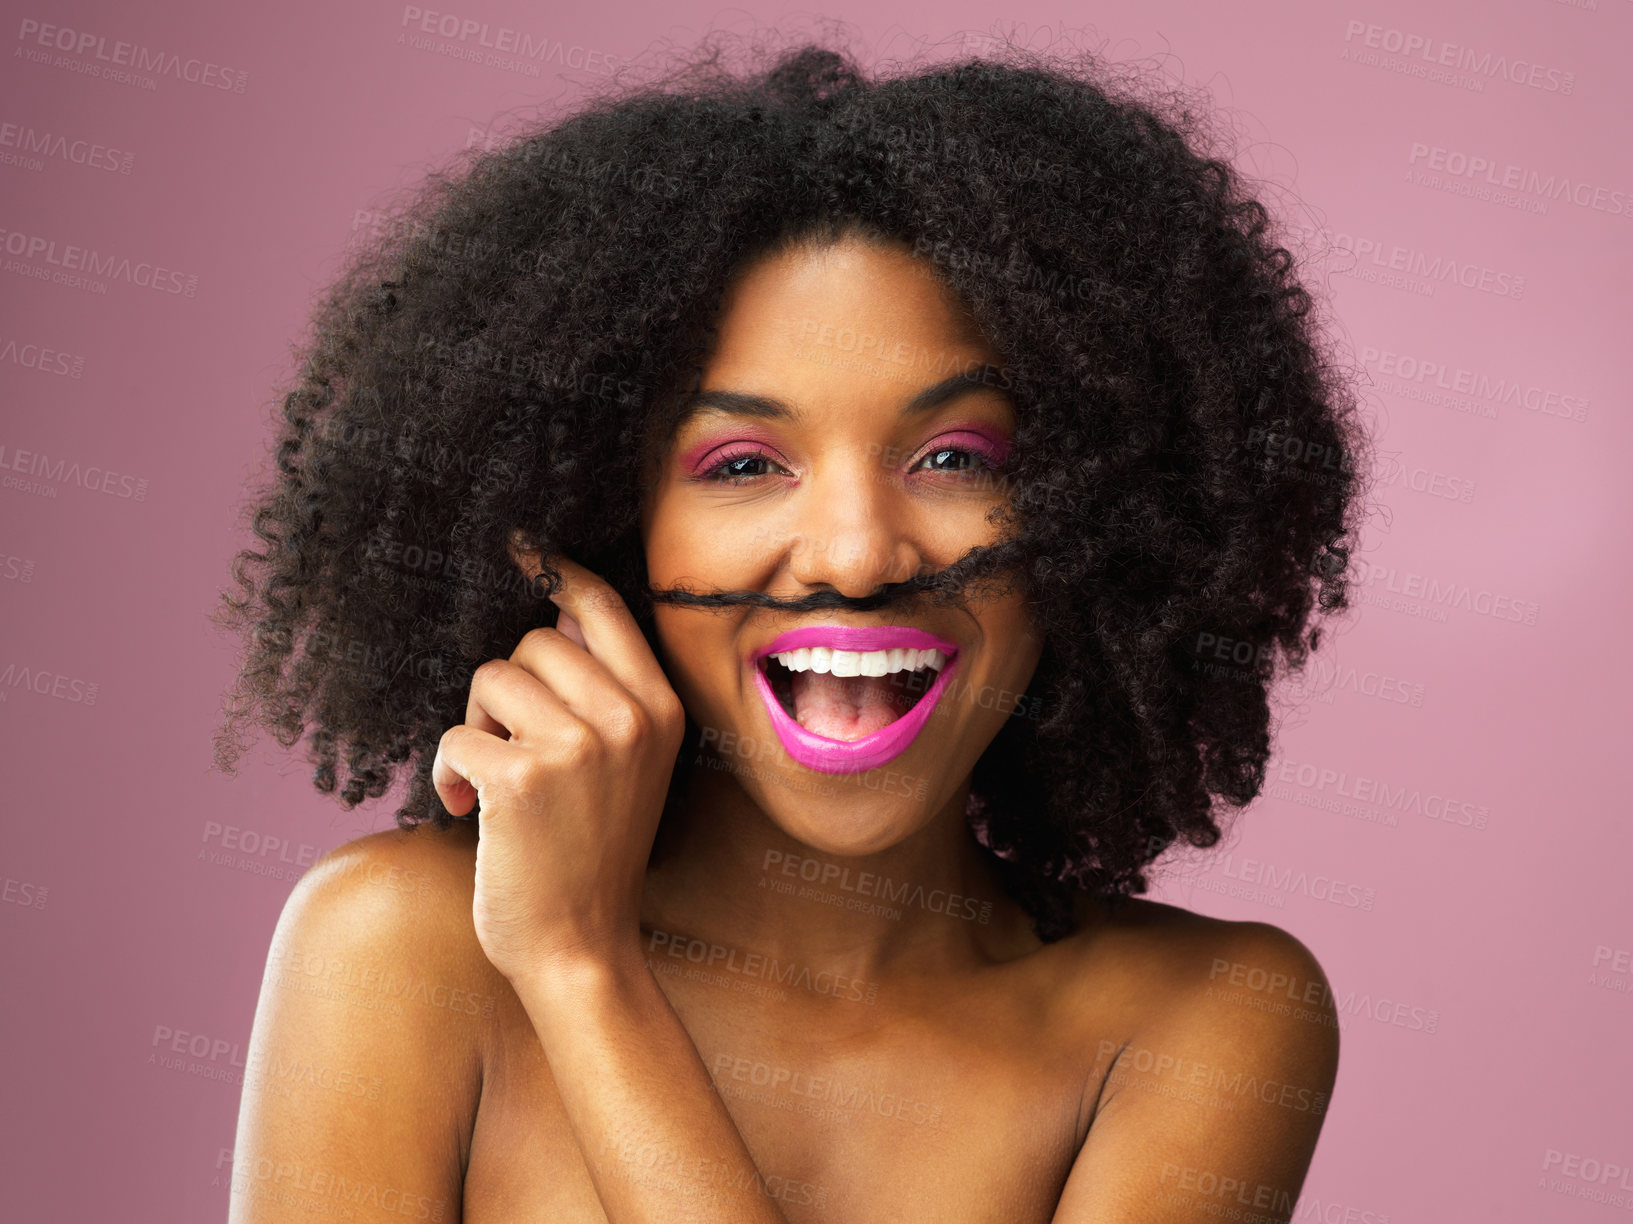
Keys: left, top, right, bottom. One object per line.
{"left": 227, "top": 829, "right": 492, "bottom": 1223}
{"left": 1053, "top": 920, "right": 1341, "bottom": 1223}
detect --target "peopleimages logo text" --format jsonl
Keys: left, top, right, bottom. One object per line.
{"left": 398, "top": 6, "right": 623, "bottom": 75}
{"left": 1342, "top": 21, "right": 1576, "bottom": 93}
{"left": 0, "top": 228, "right": 196, "bottom": 296}
{"left": 1408, "top": 143, "right": 1630, "bottom": 218}
{"left": 14, "top": 19, "right": 248, "bottom": 92}
{"left": 0, "top": 443, "right": 149, "bottom": 499}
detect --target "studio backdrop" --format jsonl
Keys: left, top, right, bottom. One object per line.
{"left": 1, "top": 1, "right": 1628, "bottom": 1220}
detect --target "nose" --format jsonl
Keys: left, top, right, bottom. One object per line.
{"left": 784, "top": 454, "right": 926, "bottom": 599}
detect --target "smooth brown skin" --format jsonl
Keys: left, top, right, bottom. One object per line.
{"left": 229, "top": 235, "right": 1340, "bottom": 1223}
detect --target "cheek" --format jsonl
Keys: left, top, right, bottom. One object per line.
{"left": 650, "top": 607, "right": 738, "bottom": 730}
{"left": 978, "top": 599, "right": 1045, "bottom": 681}
{"left": 643, "top": 487, "right": 771, "bottom": 586}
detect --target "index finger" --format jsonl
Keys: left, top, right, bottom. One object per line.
{"left": 526, "top": 552, "right": 672, "bottom": 706}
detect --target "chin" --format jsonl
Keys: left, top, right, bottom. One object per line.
{"left": 757, "top": 782, "right": 945, "bottom": 858}
{"left": 665, "top": 616, "right": 1029, "bottom": 855}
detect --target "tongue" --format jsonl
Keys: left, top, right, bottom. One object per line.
{"left": 790, "top": 671, "right": 916, "bottom": 741}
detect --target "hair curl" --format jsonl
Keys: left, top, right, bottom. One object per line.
{"left": 215, "top": 32, "right": 1375, "bottom": 943}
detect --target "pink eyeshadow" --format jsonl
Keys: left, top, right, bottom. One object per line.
{"left": 675, "top": 430, "right": 784, "bottom": 476}
{"left": 929, "top": 426, "right": 1012, "bottom": 466}
{"left": 674, "top": 421, "right": 1013, "bottom": 475}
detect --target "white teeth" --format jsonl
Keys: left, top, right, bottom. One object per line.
{"left": 769, "top": 645, "right": 950, "bottom": 675}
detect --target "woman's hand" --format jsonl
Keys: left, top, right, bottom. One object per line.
{"left": 430, "top": 558, "right": 786, "bottom": 1223}
{"left": 431, "top": 555, "right": 685, "bottom": 986}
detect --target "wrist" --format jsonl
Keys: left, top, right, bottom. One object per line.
{"left": 510, "top": 936, "right": 651, "bottom": 1014}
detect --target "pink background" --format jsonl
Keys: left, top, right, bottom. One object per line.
{"left": 3, "top": 1, "right": 1629, "bottom": 1218}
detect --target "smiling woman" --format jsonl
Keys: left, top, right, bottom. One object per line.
{"left": 214, "top": 32, "right": 1370, "bottom": 1224}
{"left": 637, "top": 236, "right": 1048, "bottom": 824}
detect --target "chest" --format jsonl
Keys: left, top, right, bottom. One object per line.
{"left": 461, "top": 972, "right": 1099, "bottom": 1222}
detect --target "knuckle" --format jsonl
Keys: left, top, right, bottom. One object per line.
{"left": 601, "top": 700, "right": 649, "bottom": 748}
{"left": 472, "top": 657, "right": 511, "bottom": 687}
{"left": 552, "top": 719, "right": 600, "bottom": 764}
{"left": 650, "top": 702, "right": 685, "bottom": 747}
{"left": 496, "top": 754, "right": 545, "bottom": 799}
{"left": 518, "top": 626, "right": 558, "bottom": 653}
{"left": 574, "top": 584, "right": 622, "bottom": 620}
{"left": 656, "top": 692, "right": 686, "bottom": 730}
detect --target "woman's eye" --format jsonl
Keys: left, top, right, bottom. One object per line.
{"left": 916, "top": 447, "right": 987, "bottom": 474}
{"left": 692, "top": 438, "right": 1001, "bottom": 483}
{"left": 703, "top": 451, "right": 785, "bottom": 482}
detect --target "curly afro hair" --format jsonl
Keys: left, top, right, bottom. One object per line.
{"left": 214, "top": 33, "right": 1374, "bottom": 943}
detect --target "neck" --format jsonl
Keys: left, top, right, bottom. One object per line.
{"left": 639, "top": 759, "right": 1028, "bottom": 987}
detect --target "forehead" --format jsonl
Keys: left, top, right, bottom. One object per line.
{"left": 684, "top": 235, "right": 1010, "bottom": 438}
{"left": 703, "top": 235, "right": 1002, "bottom": 381}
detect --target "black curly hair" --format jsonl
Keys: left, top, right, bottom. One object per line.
{"left": 214, "top": 32, "right": 1374, "bottom": 943}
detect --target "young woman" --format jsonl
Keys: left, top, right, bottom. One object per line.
{"left": 216, "top": 38, "right": 1370, "bottom": 1223}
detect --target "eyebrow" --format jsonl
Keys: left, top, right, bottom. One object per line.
{"left": 672, "top": 364, "right": 1010, "bottom": 427}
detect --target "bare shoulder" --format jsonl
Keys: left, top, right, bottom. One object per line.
{"left": 1045, "top": 895, "right": 1342, "bottom": 1220}
{"left": 302, "top": 816, "right": 481, "bottom": 891}
{"left": 276, "top": 818, "right": 500, "bottom": 1014}
{"left": 1069, "top": 892, "right": 1335, "bottom": 1000}
{"left": 294, "top": 819, "right": 481, "bottom": 926}
{"left": 232, "top": 820, "right": 497, "bottom": 1221}
{"left": 1053, "top": 892, "right": 1340, "bottom": 1089}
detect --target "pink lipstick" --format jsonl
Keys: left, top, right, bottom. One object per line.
{"left": 747, "top": 633, "right": 960, "bottom": 776}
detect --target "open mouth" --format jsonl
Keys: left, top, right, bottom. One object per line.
{"left": 760, "top": 646, "right": 949, "bottom": 742}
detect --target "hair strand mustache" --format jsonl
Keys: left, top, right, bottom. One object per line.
{"left": 646, "top": 540, "right": 1026, "bottom": 613}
